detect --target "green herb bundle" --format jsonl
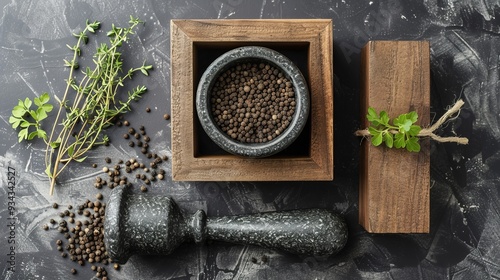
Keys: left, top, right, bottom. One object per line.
{"left": 357, "top": 100, "right": 469, "bottom": 152}
{"left": 9, "top": 16, "right": 153, "bottom": 194}
{"left": 366, "top": 108, "right": 421, "bottom": 152}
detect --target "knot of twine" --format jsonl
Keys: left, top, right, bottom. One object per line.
{"left": 355, "top": 99, "right": 469, "bottom": 145}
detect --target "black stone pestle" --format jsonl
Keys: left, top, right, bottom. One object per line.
{"left": 104, "top": 185, "right": 348, "bottom": 264}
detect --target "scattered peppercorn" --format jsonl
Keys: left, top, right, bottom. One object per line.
{"left": 53, "top": 203, "right": 59, "bottom": 209}
{"left": 123, "top": 120, "right": 130, "bottom": 126}
{"left": 43, "top": 224, "right": 49, "bottom": 230}
{"left": 96, "top": 193, "right": 103, "bottom": 200}
{"left": 164, "top": 113, "right": 170, "bottom": 120}
{"left": 140, "top": 185, "right": 147, "bottom": 192}
{"left": 92, "top": 163, "right": 98, "bottom": 168}
{"left": 146, "top": 107, "right": 151, "bottom": 112}
{"left": 105, "top": 157, "right": 111, "bottom": 164}
{"left": 71, "top": 268, "right": 77, "bottom": 274}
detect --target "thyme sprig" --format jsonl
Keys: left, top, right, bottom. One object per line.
{"left": 9, "top": 16, "right": 153, "bottom": 194}
{"left": 39, "top": 16, "right": 152, "bottom": 195}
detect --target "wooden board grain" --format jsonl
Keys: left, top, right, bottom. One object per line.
{"left": 359, "top": 41, "right": 430, "bottom": 233}
{"left": 170, "top": 19, "right": 333, "bottom": 181}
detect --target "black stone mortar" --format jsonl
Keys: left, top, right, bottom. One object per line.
{"left": 104, "top": 186, "right": 348, "bottom": 264}
{"left": 196, "top": 46, "right": 310, "bottom": 158}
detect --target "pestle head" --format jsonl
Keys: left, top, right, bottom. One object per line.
{"left": 104, "top": 186, "right": 188, "bottom": 264}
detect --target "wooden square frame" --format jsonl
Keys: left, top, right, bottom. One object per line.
{"left": 170, "top": 19, "right": 333, "bottom": 181}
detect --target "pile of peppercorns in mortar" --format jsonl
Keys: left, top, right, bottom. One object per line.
{"left": 210, "top": 62, "right": 296, "bottom": 143}
{"left": 42, "top": 116, "right": 171, "bottom": 278}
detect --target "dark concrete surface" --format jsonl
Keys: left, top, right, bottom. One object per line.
{"left": 1, "top": 0, "right": 499, "bottom": 279}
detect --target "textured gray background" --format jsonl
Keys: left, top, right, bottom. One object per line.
{"left": 1, "top": 0, "right": 500, "bottom": 279}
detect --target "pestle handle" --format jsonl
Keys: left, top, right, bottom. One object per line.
{"left": 196, "top": 208, "right": 348, "bottom": 256}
